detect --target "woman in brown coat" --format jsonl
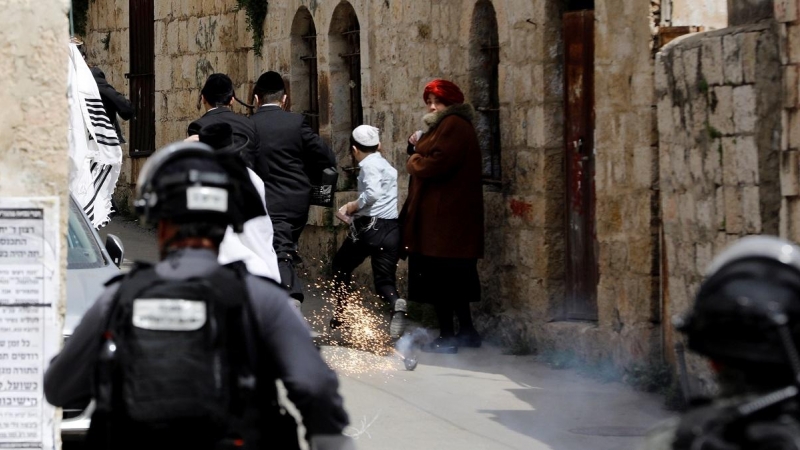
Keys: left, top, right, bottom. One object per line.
{"left": 400, "top": 79, "right": 485, "bottom": 353}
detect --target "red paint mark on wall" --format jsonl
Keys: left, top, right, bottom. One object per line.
{"left": 509, "top": 199, "right": 532, "bottom": 218}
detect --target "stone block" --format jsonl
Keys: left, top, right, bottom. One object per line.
{"left": 154, "top": 21, "right": 167, "bottom": 56}
{"left": 783, "top": 109, "right": 791, "bottom": 151}
{"left": 788, "top": 199, "right": 800, "bottom": 242}
{"left": 742, "top": 185, "right": 762, "bottom": 233}
{"left": 187, "top": 16, "right": 199, "bottom": 54}
{"left": 632, "top": 145, "right": 655, "bottom": 188}
{"left": 732, "top": 85, "right": 757, "bottom": 134}
{"left": 701, "top": 37, "right": 724, "bottom": 85}
{"left": 656, "top": 95, "right": 674, "bottom": 141}
{"left": 178, "top": 20, "right": 189, "bottom": 54}
{"left": 723, "top": 186, "right": 743, "bottom": 234}
{"left": 790, "top": 24, "right": 800, "bottom": 64}
{"left": 775, "top": 0, "right": 798, "bottom": 22}
{"left": 704, "top": 139, "right": 723, "bottom": 186}
{"left": 721, "top": 136, "right": 737, "bottom": 184}
{"left": 781, "top": 197, "right": 790, "bottom": 237}
{"left": 741, "top": 33, "right": 759, "bottom": 84}
{"left": 689, "top": 146, "right": 704, "bottom": 182}
{"left": 306, "top": 206, "right": 332, "bottom": 227}
{"left": 785, "top": 64, "right": 799, "bottom": 109}
{"left": 631, "top": 71, "right": 654, "bottom": 107}
{"left": 716, "top": 186, "right": 726, "bottom": 230}
{"left": 709, "top": 86, "right": 734, "bottom": 135}
{"left": 735, "top": 136, "right": 759, "bottom": 185}
{"left": 781, "top": 150, "right": 800, "bottom": 196}
{"left": 189, "top": 0, "right": 201, "bottom": 17}
{"left": 791, "top": 110, "right": 800, "bottom": 150}
{"left": 723, "top": 34, "right": 743, "bottom": 85}
{"left": 156, "top": 0, "right": 172, "bottom": 20}
{"left": 695, "top": 242, "right": 713, "bottom": 280}
{"left": 780, "top": 22, "right": 790, "bottom": 66}
{"left": 681, "top": 48, "right": 700, "bottom": 93}
{"left": 154, "top": 55, "right": 172, "bottom": 91}
{"left": 167, "top": 21, "right": 179, "bottom": 55}
{"left": 526, "top": 106, "right": 545, "bottom": 150}
{"left": 696, "top": 195, "right": 716, "bottom": 235}
{"left": 678, "top": 191, "right": 697, "bottom": 230}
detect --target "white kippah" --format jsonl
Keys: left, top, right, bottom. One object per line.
{"left": 352, "top": 125, "right": 380, "bottom": 147}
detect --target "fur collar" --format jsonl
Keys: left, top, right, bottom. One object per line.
{"left": 422, "top": 103, "right": 476, "bottom": 132}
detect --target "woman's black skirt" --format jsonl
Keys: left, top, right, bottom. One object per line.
{"left": 407, "top": 254, "right": 481, "bottom": 305}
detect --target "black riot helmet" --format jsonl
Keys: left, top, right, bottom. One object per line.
{"left": 134, "top": 141, "right": 241, "bottom": 231}
{"left": 678, "top": 236, "right": 800, "bottom": 373}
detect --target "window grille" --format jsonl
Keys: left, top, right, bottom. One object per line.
{"left": 299, "top": 31, "right": 320, "bottom": 133}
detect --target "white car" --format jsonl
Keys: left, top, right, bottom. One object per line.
{"left": 62, "top": 195, "right": 124, "bottom": 438}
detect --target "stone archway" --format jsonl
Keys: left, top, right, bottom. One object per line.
{"left": 327, "top": 2, "right": 362, "bottom": 171}
{"left": 469, "top": 0, "right": 501, "bottom": 185}
{"left": 290, "top": 6, "right": 320, "bottom": 133}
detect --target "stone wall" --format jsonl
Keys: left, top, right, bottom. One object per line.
{"left": 776, "top": 0, "right": 800, "bottom": 243}
{"left": 84, "top": 0, "right": 254, "bottom": 211}
{"left": 0, "top": 0, "right": 71, "bottom": 440}
{"left": 0, "top": 0, "right": 70, "bottom": 260}
{"left": 84, "top": 0, "right": 678, "bottom": 371}
{"left": 83, "top": 0, "right": 134, "bottom": 209}
{"left": 254, "top": 0, "right": 569, "bottom": 323}
{"left": 1, "top": 0, "right": 71, "bottom": 196}
{"left": 656, "top": 22, "right": 782, "bottom": 390}
{"left": 543, "top": 0, "right": 662, "bottom": 367}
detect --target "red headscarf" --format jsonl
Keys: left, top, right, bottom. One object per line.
{"left": 423, "top": 79, "right": 464, "bottom": 106}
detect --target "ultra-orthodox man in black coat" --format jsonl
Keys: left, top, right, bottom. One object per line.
{"left": 251, "top": 71, "right": 336, "bottom": 301}
{"left": 187, "top": 73, "right": 269, "bottom": 182}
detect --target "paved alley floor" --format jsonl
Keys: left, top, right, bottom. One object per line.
{"left": 98, "top": 216, "right": 674, "bottom": 450}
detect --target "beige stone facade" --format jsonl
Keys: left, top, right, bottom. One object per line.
{"left": 1, "top": 0, "right": 71, "bottom": 440}
{"left": 0, "top": 0, "right": 70, "bottom": 278}
{"left": 657, "top": 19, "right": 783, "bottom": 389}
{"left": 82, "top": 0, "right": 778, "bottom": 375}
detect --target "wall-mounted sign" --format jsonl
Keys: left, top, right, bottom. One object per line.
{"left": 0, "top": 198, "right": 60, "bottom": 450}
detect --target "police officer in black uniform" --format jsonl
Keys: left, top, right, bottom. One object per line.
{"left": 44, "top": 141, "right": 353, "bottom": 450}
{"left": 640, "top": 236, "right": 800, "bottom": 450}
{"left": 250, "top": 71, "right": 336, "bottom": 305}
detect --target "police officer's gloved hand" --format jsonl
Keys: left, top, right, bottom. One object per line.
{"left": 309, "top": 435, "right": 356, "bottom": 450}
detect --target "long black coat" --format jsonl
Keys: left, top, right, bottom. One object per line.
{"left": 187, "top": 107, "right": 269, "bottom": 182}
{"left": 250, "top": 105, "right": 335, "bottom": 221}
{"left": 91, "top": 67, "right": 133, "bottom": 143}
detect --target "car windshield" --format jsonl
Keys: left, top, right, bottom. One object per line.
{"left": 67, "top": 198, "right": 106, "bottom": 269}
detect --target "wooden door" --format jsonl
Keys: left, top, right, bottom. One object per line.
{"left": 563, "top": 10, "right": 598, "bottom": 320}
{"left": 128, "top": 0, "right": 155, "bottom": 158}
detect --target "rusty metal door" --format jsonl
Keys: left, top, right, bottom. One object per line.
{"left": 128, "top": 0, "right": 155, "bottom": 157}
{"left": 563, "top": 10, "right": 598, "bottom": 320}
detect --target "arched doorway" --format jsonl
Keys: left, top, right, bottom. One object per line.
{"left": 290, "top": 7, "right": 319, "bottom": 133}
{"left": 469, "top": 0, "right": 501, "bottom": 185}
{"left": 328, "top": 2, "right": 363, "bottom": 169}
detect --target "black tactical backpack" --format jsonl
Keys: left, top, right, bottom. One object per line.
{"left": 672, "top": 395, "right": 800, "bottom": 450}
{"left": 93, "top": 261, "right": 254, "bottom": 448}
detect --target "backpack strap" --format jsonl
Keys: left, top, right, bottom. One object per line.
{"left": 204, "top": 263, "right": 256, "bottom": 416}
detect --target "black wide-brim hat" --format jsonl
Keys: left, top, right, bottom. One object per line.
{"left": 255, "top": 71, "right": 285, "bottom": 93}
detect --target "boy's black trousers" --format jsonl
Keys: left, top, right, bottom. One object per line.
{"left": 331, "top": 217, "right": 401, "bottom": 304}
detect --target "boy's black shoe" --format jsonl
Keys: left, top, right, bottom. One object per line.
{"left": 421, "top": 336, "right": 458, "bottom": 354}
{"left": 456, "top": 330, "right": 482, "bottom": 348}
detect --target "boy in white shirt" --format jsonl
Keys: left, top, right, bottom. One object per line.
{"left": 330, "top": 125, "right": 406, "bottom": 338}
